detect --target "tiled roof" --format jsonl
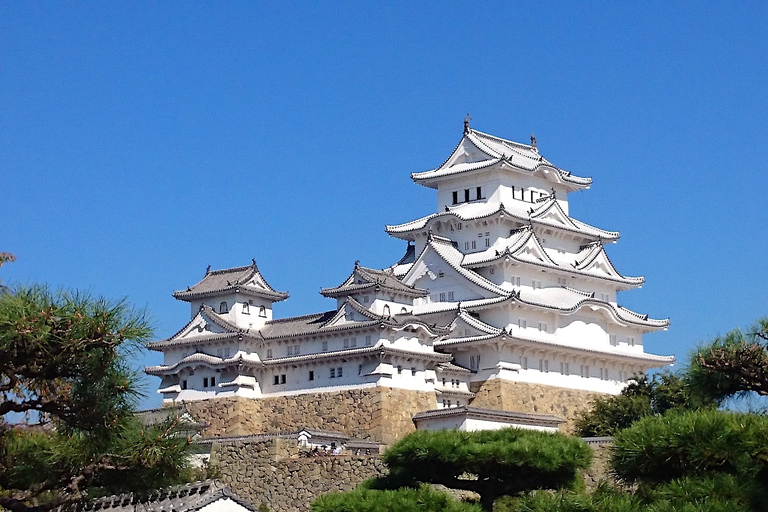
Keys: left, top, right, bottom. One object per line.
{"left": 410, "top": 128, "right": 591, "bottom": 190}
{"left": 264, "top": 345, "right": 453, "bottom": 367}
{"left": 85, "top": 480, "right": 257, "bottom": 512}
{"left": 433, "top": 329, "right": 675, "bottom": 365}
{"left": 412, "top": 405, "right": 565, "bottom": 427}
{"left": 461, "top": 228, "right": 643, "bottom": 288}
{"left": 386, "top": 199, "right": 618, "bottom": 242}
{"left": 145, "top": 352, "right": 262, "bottom": 376}
{"left": 321, "top": 263, "right": 428, "bottom": 299}
{"left": 173, "top": 261, "right": 288, "bottom": 302}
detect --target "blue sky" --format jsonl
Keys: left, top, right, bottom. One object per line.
{"left": 2, "top": 2, "right": 767, "bottom": 409}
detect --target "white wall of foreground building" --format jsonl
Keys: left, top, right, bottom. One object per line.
{"left": 413, "top": 406, "right": 563, "bottom": 433}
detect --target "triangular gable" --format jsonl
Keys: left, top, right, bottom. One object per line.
{"left": 167, "top": 309, "right": 235, "bottom": 342}
{"left": 573, "top": 244, "right": 640, "bottom": 282}
{"left": 509, "top": 230, "right": 559, "bottom": 267}
{"left": 530, "top": 198, "right": 579, "bottom": 230}
{"left": 402, "top": 236, "right": 508, "bottom": 300}
{"left": 320, "top": 298, "right": 380, "bottom": 329}
{"left": 448, "top": 310, "right": 503, "bottom": 338}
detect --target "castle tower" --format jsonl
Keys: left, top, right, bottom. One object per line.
{"left": 146, "top": 123, "right": 673, "bottom": 439}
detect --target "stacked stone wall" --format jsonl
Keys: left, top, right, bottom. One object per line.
{"left": 469, "top": 379, "right": 601, "bottom": 432}
{"left": 213, "top": 440, "right": 386, "bottom": 512}
{"left": 180, "top": 387, "right": 437, "bottom": 444}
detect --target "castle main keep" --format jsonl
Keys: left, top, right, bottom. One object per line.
{"left": 146, "top": 122, "right": 673, "bottom": 442}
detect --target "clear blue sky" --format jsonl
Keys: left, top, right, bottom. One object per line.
{"left": 2, "top": 2, "right": 767, "bottom": 409}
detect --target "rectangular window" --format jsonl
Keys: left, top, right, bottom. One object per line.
{"left": 518, "top": 318, "right": 527, "bottom": 329}
{"left": 224, "top": 348, "right": 230, "bottom": 357}
{"left": 287, "top": 346, "right": 293, "bottom": 356}
{"left": 476, "top": 187, "right": 482, "bottom": 199}
{"left": 365, "top": 335, "right": 372, "bottom": 346}
{"left": 490, "top": 268, "right": 494, "bottom": 274}
{"left": 343, "top": 338, "right": 349, "bottom": 348}
{"left": 464, "top": 241, "right": 470, "bottom": 250}
{"left": 309, "top": 371, "right": 314, "bottom": 381}
{"left": 538, "top": 359, "right": 543, "bottom": 372}
{"left": 564, "top": 362, "right": 569, "bottom": 375}
{"left": 464, "top": 189, "right": 470, "bottom": 202}
{"left": 478, "top": 232, "right": 483, "bottom": 238}
{"left": 628, "top": 337, "right": 636, "bottom": 346}
{"left": 439, "top": 292, "right": 446, "bottom": 301}
{"left": 511, "top": 276, "right": 521, "bottom": 287}
{"left": 350, "top": 337, "right": 357, "bottom": 347}
{"left": 485, "top": 238, "right": 490, "bottom": 247}
{"left": 397, "top": 365, "right": 402, "bottom": 374}
{"left": 538, "top": 322, "right": 547, "bottom": 333}
{"left": 274, "top": 375, "right": 280, "bottom": 385}
{"left": 330, "top": 368, "right": 336, "bottom": 378}
{"left": 211, "top": 377, "right": 216, "bottom": 387}
{"left": 363, "top": 295, "right": 369, "bottom": 303}
{"left": 217, "top": 348, "right": 222, "bottom": 357}
{"left": 557, "top": 277, "right": 567, "bottom": 285}
{"left": 411, "top": 367, "right": 416, "bottom": 376}
{"left": 281, "top": 374, "right": 286, "bottom": 384}
{"left": 294, "top": 344, "right": 300, "bottom": 355}
{"left": 266, "top": 348, "right": 272, "bottom": 359}
{"left": 182, "top": 380, "right": 187, "bottom": 390}
{"left": 457, "top": 223, "right": 462, "bottom": 230}
{"left": 203, "top": 377, "right": 209, "bottom": 387}
{"left": 358, "top": 364, "right": 363, "bottom": 375}
{"left": 532, "top": 280, "right": 542, "bottom": 289}
{"left": 521, "top": 356, "right": 528, "bottom": 369}
{"left": 471, "top": 240, "right": 477, "bottom": 249}
{"left": 322, "top": 341, "right": 328, "bottom": 351}
{"left": 452, "top": 191, "right": 458, "bottom": 204}
{"left": 609, "top": 334, "right": 617, "bottom": 346}
{"left": 447, "top": 291, "right": 454, "bottom": 301}
{"left": 337, "top": 367, "right": 343, "bottom": 377}
{"left": 544, "top": 360, "right": 549, "bottom": 372}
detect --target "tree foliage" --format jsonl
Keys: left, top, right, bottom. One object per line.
{"left": 374, "top": 428, "right": 592, "bottom": 511}
{"left": 312, "top": 485, "right": 482, "bottom": 512}
{"left": 688, "top": 318, "right": 768, "bottom": 403}
{"left": 574, "top": 371, "right": 713, "bottom": 437}
{"left": 0, "top": 284, "right": 193, "bottom": 511}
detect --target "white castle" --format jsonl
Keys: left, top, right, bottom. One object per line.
{"left": 147, "top": 122, "right": 673, "bottom": 420}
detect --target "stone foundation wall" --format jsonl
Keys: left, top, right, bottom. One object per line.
{"left": 180, "top": 387, "right": 437, "bottom": 444}
{"left": 469, "top": 379, "right": 601, "bottom": 433}
{"left": 213, "top": 440, "right": 386, "bottom": 512}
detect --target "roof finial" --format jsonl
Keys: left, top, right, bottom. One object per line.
{"left": 354, "top": 259, "right": 360, "bottom": 268}
{"left": 252, "top": 258, "right": 256, "bottom": 266}
{"left": 205, "top": 265, "right": 211, "bottom": 274}
{"left": 463, "top": 114, "right": 471, "bottom": 134}
{"left": 530, "top": 133, "right": 537, "bottom": 150}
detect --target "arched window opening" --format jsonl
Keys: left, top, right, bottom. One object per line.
{"left": 401, "top": 307, "right": 407, "bottom": 314}
{"left": 242, "top": 302, "right": 250, "bottom": 314}
{"left": 219, "top": 302, "right": 228, "bottom": 314}
{"left": 383, "top": 304, "right": 390, "bottom": 317}
{"left": 258, "top": 305, "right": 267, "bottom": 317}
